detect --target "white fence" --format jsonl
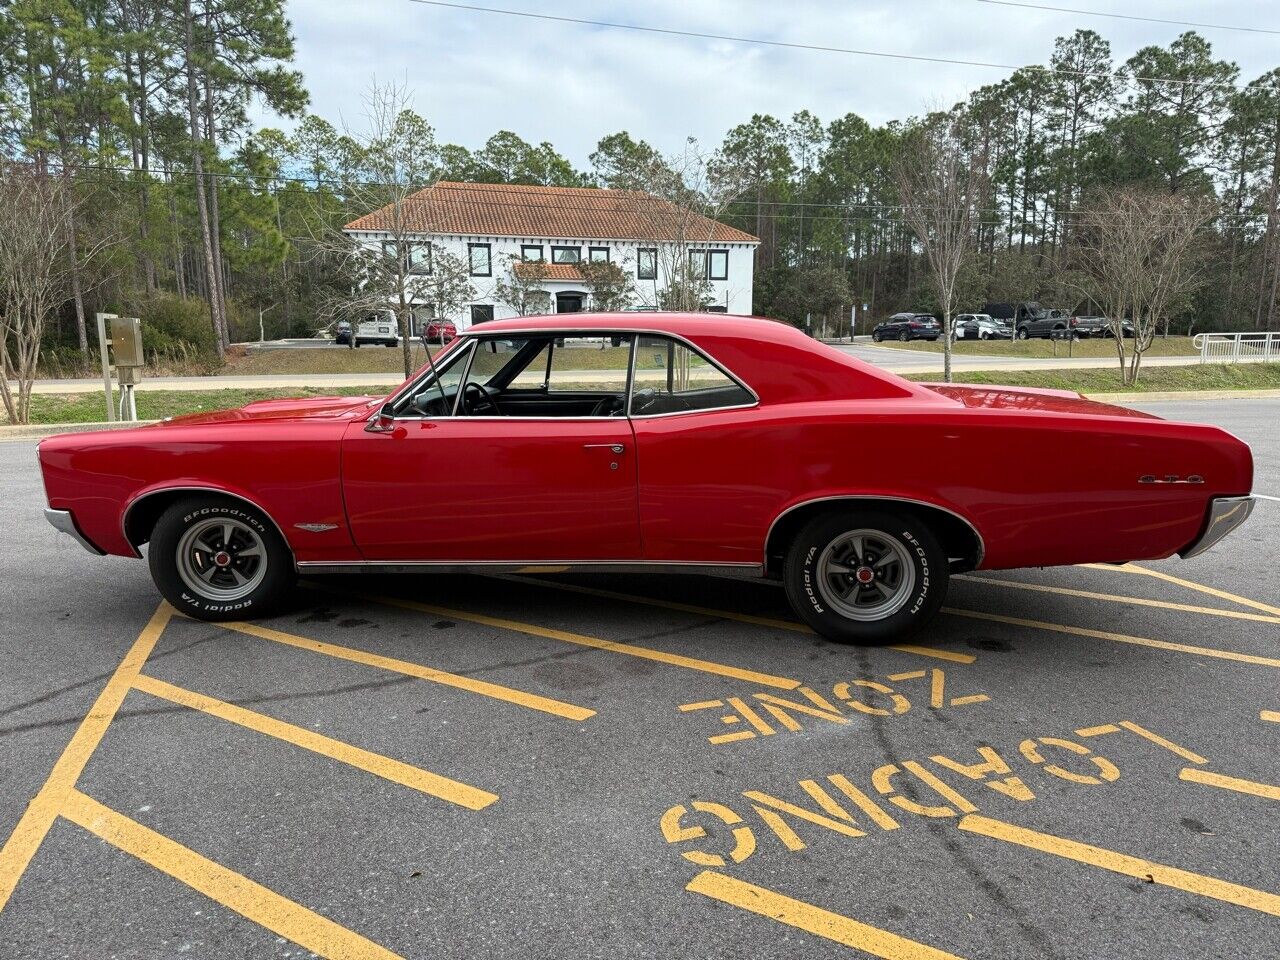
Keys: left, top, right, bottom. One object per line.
{"left": 1194, "top": 332, "right": 1280, "bottom": 363}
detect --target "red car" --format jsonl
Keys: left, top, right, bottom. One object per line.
{"left": 39, "top": 313, "right": 1254, "bottom": 644}
{"left": 421, "top": 319, "right": 457, "bottom": 345}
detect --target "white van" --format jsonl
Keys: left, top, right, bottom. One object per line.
{"left": 353, "top": 313, "right": 400, "bottom": 348}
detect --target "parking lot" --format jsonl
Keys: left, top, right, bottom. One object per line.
{"left": 1, "top": 398, "right": 1276, "bottom": 959}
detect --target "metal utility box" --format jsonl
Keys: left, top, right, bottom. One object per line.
{"left": 110, "top": 317, "right": 144, "bottom": 367}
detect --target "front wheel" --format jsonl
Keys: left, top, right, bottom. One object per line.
{"left": 148, "top": 496, "right": 296, "bottom": 620}
{"left": 784, "top": 510, "right": 948, "bottom": 645}
{"left": 872, "top": 331, "right": 882, "bottom": 342}
{"left": 1016, "top": 327, "right": 1029, "bottom": 340}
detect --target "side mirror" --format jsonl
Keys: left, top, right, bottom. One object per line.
{"left": 366, "top": 402, "right": 396, "bottom": 433}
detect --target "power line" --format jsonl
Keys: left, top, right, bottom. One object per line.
{"left": 975, "top": 0, "right": 1280, "bottom": 37}
{"left": 404, "top": 0, "right": 1240, "bottom": 91}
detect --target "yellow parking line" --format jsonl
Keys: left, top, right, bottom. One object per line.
{"left": 1179, "top": 767, "right": 1280, "bottom": 802}
{"left": 132, "top": 674, "right": 497, "bottom": 811}
{"left": 1079, "top": 563, "right": 1280, "bottom": 618}
{"left": 958, "top": 814, "right": 1280, "bottom": 917}
{"left": 60, "top": 788, "right": 401, "bottom": 960}
{"left": 1263, "top": 710, "right": 1280, "bottom": 723}
{"left": 685, "top": 870, "right": 963, "bottom": 959}
{"left": 484, "top": 574, "right": 976, "bottom": 665}
{"left": 942, "top": 607, "right": 1280, "bottom": 669}
{"left": 360, "top": 591, "right": 804, "bottom": 690}
{"left": 1118, "top": 721, "right": 1207, "bottom": 765}
{"left": 213, "top": 619, "right": 594, "bottom": 722}
{"left": 0, "top": 601, "right": 172, "bottom": 915}
{"left": 956, "top": 575, "right": 1280, "bottom": 625}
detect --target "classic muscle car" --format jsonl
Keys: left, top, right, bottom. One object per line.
{"left": 39, "top": 313, "right": 1255, "bottom": 645}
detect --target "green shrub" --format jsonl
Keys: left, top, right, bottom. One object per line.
{"left": 112, "top": 291, "right": 218, "bottom": 359}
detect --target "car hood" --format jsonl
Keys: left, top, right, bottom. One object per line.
{"left": 925, "top": 383, "right": 1160, "bottom": 419}
{"left": 150, "top": 394, "right": 383, "bottom": 427}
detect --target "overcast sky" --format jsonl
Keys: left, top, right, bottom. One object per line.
{"left": 279, "top": 0, "right": 1278, "bottom": 168}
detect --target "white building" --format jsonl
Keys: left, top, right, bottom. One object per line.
{"left": 343, "top": 181, "right": 759, "bottom": 332}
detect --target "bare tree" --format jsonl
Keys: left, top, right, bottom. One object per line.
{"left": 627, "top": 138, "right": 744, "bottom": 312}
{"left": 493, "top": 255, "right": 551, "bottom": 316}
{"left": 895, "top": 114, "right": 987, "bottom": 383}
{"left": 1073, "top": 188, "right": 1216, "bottom": 385}
{"left": 0, "top": 166, "right": 110, "bottom": 423}
{"left": 307, "top": 81, "right": 474, "bottom": 378}
{"left": 578, "top": 259, "right": 634, "bottom": 312}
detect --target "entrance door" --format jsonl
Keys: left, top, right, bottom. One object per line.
{"left": 555, "top": 292, "right": 584, "bottom": 313}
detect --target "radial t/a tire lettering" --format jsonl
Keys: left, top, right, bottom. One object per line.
{"left": 147, "top": 496, "right": 296, "bottom": 621}
{"left": 783, "top": 509, "right": 948, "bottom": 645}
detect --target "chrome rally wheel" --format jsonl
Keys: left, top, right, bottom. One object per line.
{"left": 784, "top": 509, "right": 948, "bottom": 645}
{"left": 175, "top": 517, "right": 267, "bottom": 603}
{"left": 148, "top": 496, "right": 296, "bottom": 620}
{"left": 814, "top": 529, "right": 916, "bottom": 622}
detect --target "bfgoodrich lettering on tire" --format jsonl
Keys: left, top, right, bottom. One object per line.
{"left": 147, "top": 496, "right": 296, "bottom": 621}
{"left": 783, "top": 509, "right": 948, "bottom": 645}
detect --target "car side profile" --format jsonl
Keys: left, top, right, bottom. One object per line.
{"left": 40, "top": 313, "right": 1254, "bottom": 645}
{"left": 953, "top": 314, "right": 1011, "bottom": 340}
{"left": 872, "top": 313, "right": 940, "bottom": 342}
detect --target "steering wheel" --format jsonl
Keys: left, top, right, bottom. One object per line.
{"left": 589, "top": 395, "right": 625, "bottom": 417}
{"left": 462, "top": 382, "right": 501, "bottom": 416}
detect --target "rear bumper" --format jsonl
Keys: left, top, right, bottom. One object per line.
{"left": 1179, "top": 496, "right": 1255, "bottom": 559}
{"left": 44, "top": 508, "right": 105, "bottom": 555}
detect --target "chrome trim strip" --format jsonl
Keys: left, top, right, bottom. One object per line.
{"left": 762, "top": 495, "right": 987, "bottom": 571}
{"left": 120, "top": 486, "right": 292, "bottom": 559}
{"left": 1179, "top": 495, "right": 1255, "bottom": 559}
{"left": 296, "top": 560, "right": 763, "bottom": 575}
{"left": 45, "top": 508, "right": 105, "bottom": 555}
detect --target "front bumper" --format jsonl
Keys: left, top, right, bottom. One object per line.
{"left": 1179, "top": 496, "right": 1255, "bottom": 559}
{"left": 44, "top": 508, "right": 105, "bottom": 555}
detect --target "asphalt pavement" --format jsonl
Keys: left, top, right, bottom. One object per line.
{"left": 0, "top": 398, "right": 1277, "bottom": 959}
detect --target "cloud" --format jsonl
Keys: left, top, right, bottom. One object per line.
{"left": 270, "top": 0, "right": 1276, "bottom": 169}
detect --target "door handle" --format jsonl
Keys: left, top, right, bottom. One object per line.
{"left": 583, "top": 443, "right": 626, "bottom": 454}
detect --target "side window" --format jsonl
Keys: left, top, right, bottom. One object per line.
{"left": 399, "top": 342, "right": 474, "bottom": 417}
{"left": 548, "top": 336, "right": 631, "bottom": 393}
{"left": 631, "top": 335, "right": 754, "bottom": 416}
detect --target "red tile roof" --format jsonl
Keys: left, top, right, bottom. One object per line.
{"left": 343, "top": 181, "right": 759, "bottom": 244}
{"left": 513, "top": 262, "right": 589, "bottom": 281}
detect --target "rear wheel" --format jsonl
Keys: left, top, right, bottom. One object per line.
{"left": 148, "top": 496, "right": 295, "bottom": 620}
{"left": 898, "top": 330, "right": 910, "bottom": 342}
{"left": 784, "top": 510, "right": 947, "bottom": 645}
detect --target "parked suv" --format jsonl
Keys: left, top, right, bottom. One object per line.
{"left": 953, "top": 314, "right": 1012, "bottom": 340}
{"left": 872, "top": 313, "right": 941, "bottom": 342}
{"left": 1012, "top": 306, "right": 1071, "bottom": 340}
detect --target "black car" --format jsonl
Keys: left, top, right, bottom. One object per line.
{"left": 334, "top": 320, "right": 353, "bottom": 345}
{"left": 872, "top": 313, "right": 941, "bottom": 342}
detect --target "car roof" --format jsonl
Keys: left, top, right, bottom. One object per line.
{"left": 462, "top": 311, "right": 931, "bottom": 404}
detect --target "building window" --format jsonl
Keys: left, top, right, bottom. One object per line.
{"left": 588, "top": 246, "right": 610, "bottom": 263}
{"left": 407, "top": 241, "right": 431, "bottom": 274}
{"left": 688, "top": 249, "right": 706, "bottom": 277}
{"left": 468, "top": 243, "right": 492, "bottom": 277}
{"left": 521, "top": 244, "right": 544, "bottom": 261}
{"left": 637, "top": 247, "right": 657, "bottom": 280}
{"left": 708, "top": 249, "right": 728, "bottom": 281}
{"left": 470, "top": 304, "right": 495, "bottom": 325}
{"left": 551, "top": 245, "right": 581, "bottom": 264}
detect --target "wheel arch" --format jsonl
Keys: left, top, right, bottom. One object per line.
{"left": 122, "top": 486, "right": 291, "bottom": 559}
{"left": 764, "top": 496, "right": 984, "bottom": 577}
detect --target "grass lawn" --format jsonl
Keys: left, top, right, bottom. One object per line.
{"left": 906, "top": 362, "right": 1280, "bottom": 393}
{"left": 868, "top": 335, "right": 1198, "bottom": 358}
{"left": 25, "top": 385, "right": 397, "bottom": 425}
{"left": 17, "top": 362, "right": 1280, "bottom": 426}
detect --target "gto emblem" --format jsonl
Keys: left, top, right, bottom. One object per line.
{"left": 294, "top": 523, "right": 340, "bottom": 532}
{"left": 1139, "top": 474, "right": 1204, "bottom": 485}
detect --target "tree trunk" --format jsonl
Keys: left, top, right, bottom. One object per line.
{"left": 182, "top": 0, "right": 225, "bottom": 360}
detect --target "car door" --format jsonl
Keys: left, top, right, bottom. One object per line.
{"left": 341, "top": 334, "right": 641, "bottom": 562}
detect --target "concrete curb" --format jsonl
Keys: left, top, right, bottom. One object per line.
{"left": 1084, "top": 389, "right": 1280, "bottom": 404}
{"left": 0, "top": 421, "right": 158, "bottom": 442}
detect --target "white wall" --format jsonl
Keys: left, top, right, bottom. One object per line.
{"left": 347, "top": 231, "right": 758, "bottom": 328}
